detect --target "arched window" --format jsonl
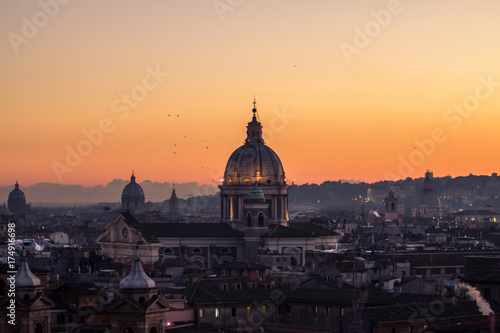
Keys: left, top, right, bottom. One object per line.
{"left": 192, "top": 247, "right": 202, "bottom": 254}
{"left": 221, "top": 247, "right": 231, "bottom": 254}
{"left": 258, "top": 212, "right": 264, "bottom": 227}
{"left": 34, "top": 323, "right": 44, "bottom": 333}
{"left": 247, "top": 213, "right": 252, "bottom": 227}
{"left": 149, "top": 326, "right": 159, "bottom": 333}
{"left": 391, "top": 202, "right": 395, "bottom": 211}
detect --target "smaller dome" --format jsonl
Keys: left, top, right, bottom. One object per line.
{"left": 249, "top": 185, "right": 265, "bottom": 199}
{"left": 122, "top": 174, "right": 145, "bottom": 198}
{"left": 8, "top": 182, "right": 26, "bottom": 203}
{"left": 119, "top": 257, "right": 156, "bottom": 289}
{"left": 15, "top": 255, "right": 41, "bottom": 287}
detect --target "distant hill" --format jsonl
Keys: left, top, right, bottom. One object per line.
{"left": 2, "top": 174, "right": 499, "bottom": 212}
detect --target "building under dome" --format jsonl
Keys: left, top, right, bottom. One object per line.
{"left": 121, "top": 172, "right": 145, "bottom": 212}
{"left": 8, "top": 181, "right": 30, "bottom": 215}
{"left": 415, "top": 171, "right": 443, "bottom": 218}
{"left": 220, "top": 100, "right": 289, "bottom": 232}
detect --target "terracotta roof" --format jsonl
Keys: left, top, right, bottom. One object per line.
{"left": 262, "top": 222, "right": 340, "bottom": 239}
{"left": 188, "top": 279, "right": 274, "bottom": 305}
{"left": 361, "top": 299, "right": 500, "bottom": 323}
{"left": 214, "top": 261, "right": 268, "bottom": 270}
{"left": 59, "top": 282, "right": 100, "bottom": 295}
{"left": 120, "top": 212, "right": 244, "bottom": 241}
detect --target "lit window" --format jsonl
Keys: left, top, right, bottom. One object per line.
{"left": 247, "top": 306, "right": 251, "bottom": 316}
{"left": 215, "top": 308, "right": 220, "bottom": 318}
{"left": 199, "top": 309, "right": 205, "bottom": 318}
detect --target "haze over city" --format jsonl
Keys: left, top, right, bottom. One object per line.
{"left": 2, "top": 0, "right": 500, "bottom": 188}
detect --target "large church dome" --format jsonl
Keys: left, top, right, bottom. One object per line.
{"left": 121, "top": 173, "right": 145, "bottom": 211}
{"left": 8, "top": 182, "right": 29, "bottom": 215}
{"left": 223, "top": 102, "right": 286, "bottom": 186}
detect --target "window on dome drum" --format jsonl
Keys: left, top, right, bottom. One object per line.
{"left": 258, "top": 212, "right": 264, "bottom": 227}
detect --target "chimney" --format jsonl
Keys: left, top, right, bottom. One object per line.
{"left": 359, "top": 288, "right": 368, "bottom": 304}
{"left": 393, "top": 282, "right": 402, "bottom": 297}
{"left": 489, "top": 313, "right": 495, "bottom": 333}
{"left": 335, "top": 275, "right": 343, "bottom": 289}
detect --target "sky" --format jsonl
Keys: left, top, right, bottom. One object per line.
{"left": 2, "top": 0, "right": 500, "bottom": 188}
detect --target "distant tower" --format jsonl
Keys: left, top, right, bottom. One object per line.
{"left": 384, "top": 190, "right": 404, "bottom": 222}
{"left": 8, "top": 181, "right": 30, "bottom": 215}
{"left": 415, "top": 171, "right": 443, "bottom": 218}
{"left": 121, "top": 172, "right": 145, "bottom": 212}
{"left": 168, "top": 182, "right": 181, "bottom": 220}
{"left": 220, "top": 100, "right": 289, "bottom": 230}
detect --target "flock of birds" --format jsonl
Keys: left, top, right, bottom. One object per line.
{"left": 161, "top": 113, "right": 225, "bottom": 184}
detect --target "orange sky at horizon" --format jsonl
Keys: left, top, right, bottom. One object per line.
{"left": 2, "top": 0, "right": 500, "bottom": 187}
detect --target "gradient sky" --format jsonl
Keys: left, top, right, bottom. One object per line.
{"left": 2, "top": 0, "right": 500, "bottom": 187}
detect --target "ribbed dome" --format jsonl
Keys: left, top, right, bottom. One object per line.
{"left": 223, "top": 103, "right": 285, "bottom": 186}
{"left": 417, "top": 171, "right": 441, "bottom": 208}
{"left": 15, "top": 255, "right": 41, "bottom": 287}
{"left": 8, "top": 182, "right": 26, "bottom": 204}
{"left": 417, "top": 189, "right": 441, "bottom": 207}
{"left": 119, "top": 257, "right": 156, "bottom": 289}
{"left": 122, "top": 173, "right": 145, "bottom": 199}
{"left": 225, "top": 144, "right": 285, "bottom": 184}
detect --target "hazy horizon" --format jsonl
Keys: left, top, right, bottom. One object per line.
{"left": 2, "top": 172, "right": 497, "bottom": 204}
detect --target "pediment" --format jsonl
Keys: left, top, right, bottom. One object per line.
{"left": 107, "top": 298, "right": 142, "bottom": 312}
{"left": 29, "top": 295, "right": 55, "bottom": 309}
